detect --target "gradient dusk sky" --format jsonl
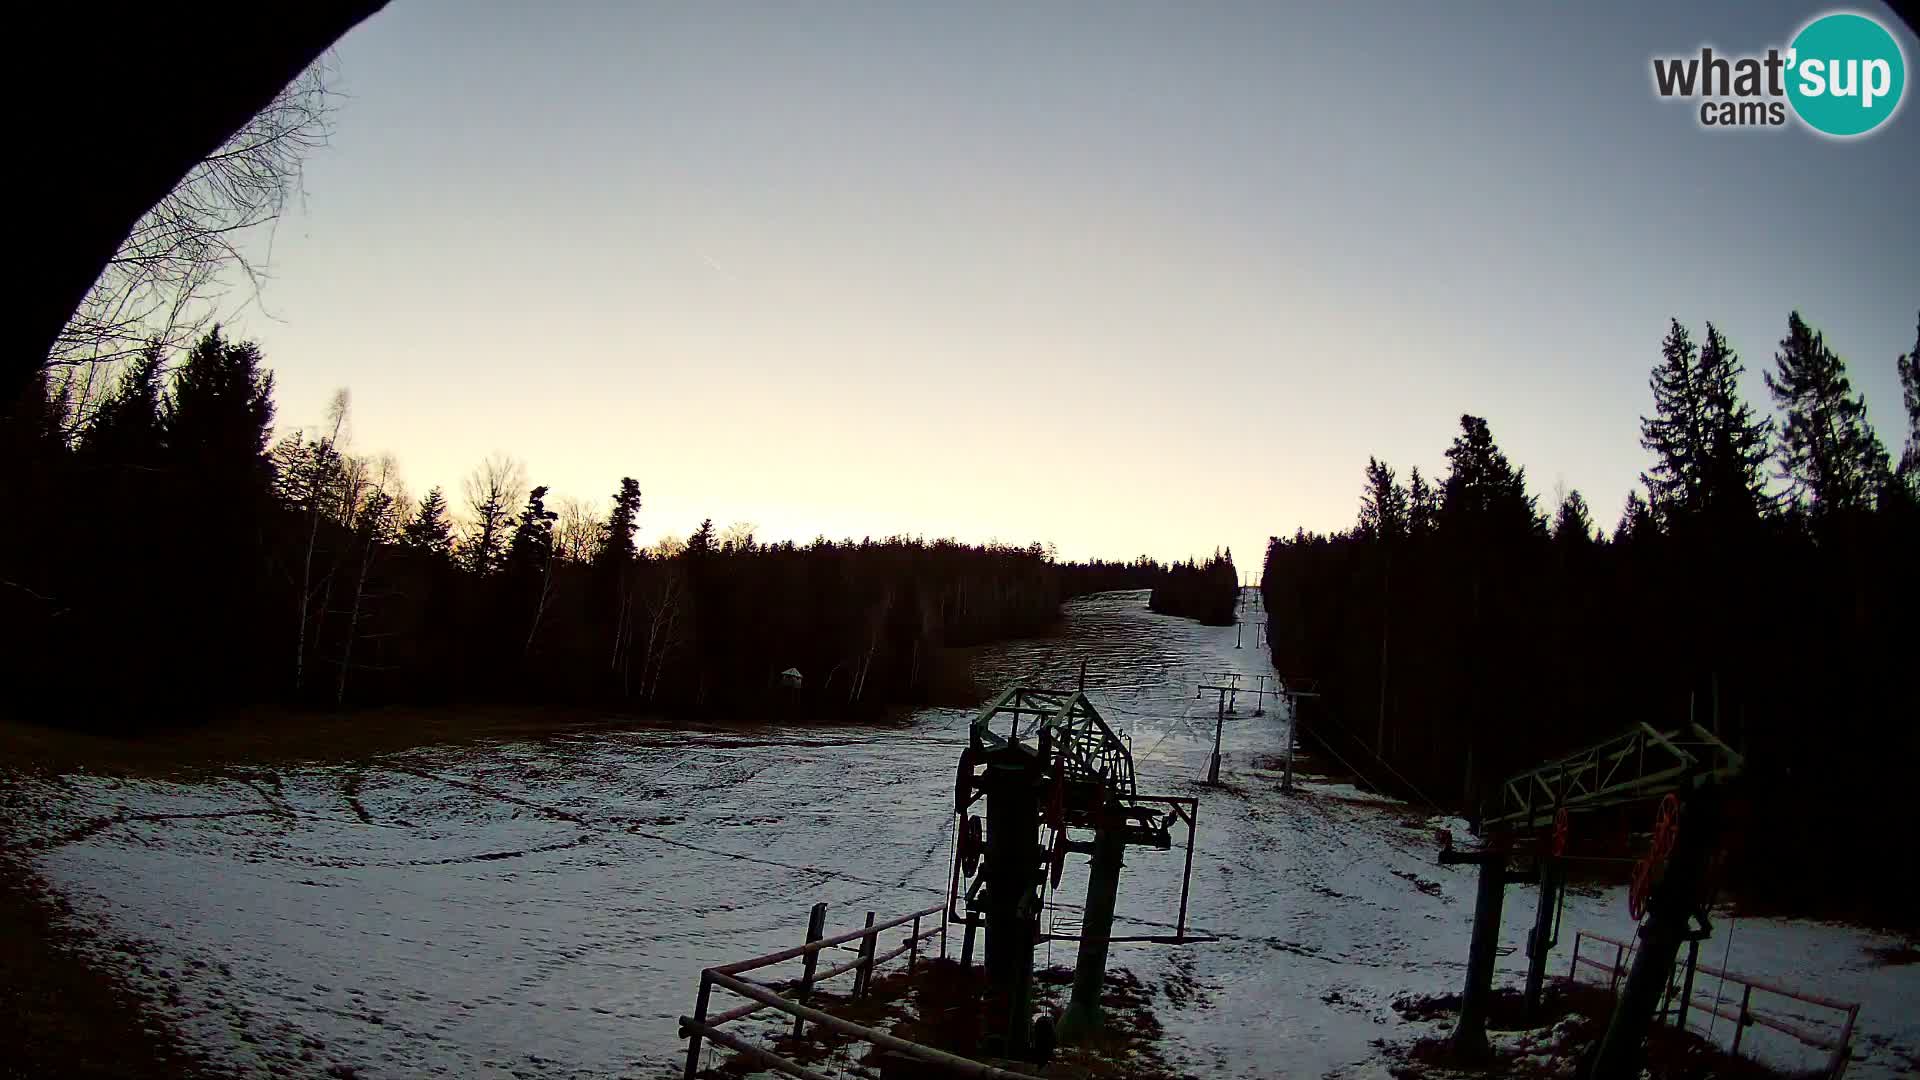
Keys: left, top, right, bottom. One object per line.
{"left": 237, "top": 1, "right": 1920, "bottom": 569}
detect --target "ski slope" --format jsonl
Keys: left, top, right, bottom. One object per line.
{"left": 5, "top": 591, "right": 1914, "bottom": 1078}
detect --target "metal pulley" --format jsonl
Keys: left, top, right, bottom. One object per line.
{"left": 954, "top": 745, "right": 978, "bottom": 815}
{"left": 959, "top": 814, "right": 983, "bottom": 877}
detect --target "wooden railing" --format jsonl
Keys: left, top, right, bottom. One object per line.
{"left": 1568, "top": 930, "right": 1861, "bottom": 1078}
{"left": 680, "top": 901, "right": 1034, "bottom": 1079}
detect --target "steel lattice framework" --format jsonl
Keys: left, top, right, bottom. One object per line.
{"left": 969, "top": 686, "right": 1138, "bottom": 803}
{"left": 1479, "top": 722, "right": 1745, "bottom": 834}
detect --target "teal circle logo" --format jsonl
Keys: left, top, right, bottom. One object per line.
{"left": 1787, "top": 12, "right": 1906, "bottom": 137}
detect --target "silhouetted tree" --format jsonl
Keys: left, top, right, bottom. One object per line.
{"left": 76, "top": 343, "right": 166, "bottom": 464}
{"left": 1441, "top": 415, "right": 1540, "bottom": 539}
{"left": 1357, "top": 457, "right": 1408, "bottom": 543}
{"left": 1407, "top": 466, "right": 1438, "bottom": 537}
{"left": 161, "top": 326, "right": 274, "bottom": 488}
{"left": 1898, "top": 315, "right": 1920, "bottom": 497}
{"left": 1641, "top": 320, "right": 1772, "bottom": 532}
{"left": 1552, "top": 489, "right": 1596, "bottom": 546}
{"left": 1615, "top": 489, "right": 1656, "bottom": 543}
{"left": 461, "top": 454, "right": 525, "bottom": 576}
{"left": 1766, "top": 312, "right": 1891, "bottom": 516}
{"left": 687, "top": 518, "right": 716, "bottom": 557}
{"left": 402, "top": 488, "right": 454, "bottom": 559}
{"left": 596, "top": 478, "right": 642, "bottom": 566}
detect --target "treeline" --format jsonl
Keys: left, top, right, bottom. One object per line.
{"left": 1148, "top": 550, "right": 1239, "bottom": 625}
{"left": 1262, "top": 312, "right": 1919, "bottom": 922}
{"left": 1, "top": 330, "right": 1165, "bottom": 728}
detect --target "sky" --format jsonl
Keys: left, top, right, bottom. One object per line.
{"left": 236, "top": 1, "right": 1920, "bottom": 570}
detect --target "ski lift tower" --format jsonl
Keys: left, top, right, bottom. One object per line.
{"left": 1439, "top": 721, "right": 1744, "bottom": 1075}
{"left": 950, "top": 684, "right": 1202, "bottom": 1057}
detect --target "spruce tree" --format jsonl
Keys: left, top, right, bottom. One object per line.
{"left": 1898, "top": 314, "right": 1919, "bottom": 497}
{"left": 687, "top": 518, "right": 716, "bottom": 557}
{"left": 1357, "top": 457, "right": 1409, "bottom": 542}
{"left": 1440, "top": 415, "right": 1541, "bottom": 539}
{"left": 1615, "top": 489, "right": 1656, "bottom": 543}
{"left": 403, "top": 488, "right": 454, "bottom": 558}
{"left": 161, "top": 326, "right": 275, "bottom": 492}
{"left": 1640, "top": 319, "right": 1706, "bottom": 522}
{"left": 1694, "top": 323, "right": 1773, "bottom": 523}
{"left": 79, "top": 343, "right": 166, "bottom": 464}
{"left": 597, "top": 477, "right": 642, "bottom": 567}
{"left": 1552, "top": 489, "right": 1597, "bottom": 545}
{"left": 1764, "top": 311, "right": 1891, "bottom": 515}
{"left": 506, "top": 485, "right": 558, "bottom": 573}
{"left": 1407, "top": 466, "right": 1438, "bottom": 537}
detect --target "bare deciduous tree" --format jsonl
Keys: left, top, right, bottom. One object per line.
{"left": 293, "top": 389, "right": 351, "bottom": 695}
{"left": 555, "top": 497, "right": 606, "bottom": 565}
{"left": 48, "top": 62, "right": 338, "bottom": 427}
{"left": 638, "top": 564, "right": 690, "bottom": 702}
{"left": 461, "top": 454, "right": 527, "bottom": 576}
{"left": 336, "top": 454, "right": 399, "bottom": 705}
{"left": 719, "top": 521, "right": 758, "bottom": 552}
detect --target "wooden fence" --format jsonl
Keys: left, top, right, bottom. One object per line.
{"left": 680, "top": 901, "right": 1038, "bottom": 1079}
{"left": 1568, "top": 929, "right": 1860, "bottom": 1078}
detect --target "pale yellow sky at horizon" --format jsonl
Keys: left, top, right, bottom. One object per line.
{"left": 221, "top": 1, "right": 1915, "bottom": 570}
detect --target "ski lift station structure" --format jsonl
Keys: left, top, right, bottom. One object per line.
{"left": 950, "top": 683, "right": 1204, "bottom": 1058}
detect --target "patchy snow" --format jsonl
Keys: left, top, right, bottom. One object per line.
{"left": 5, "top": 591, "right": 1915, "bottom": 1078}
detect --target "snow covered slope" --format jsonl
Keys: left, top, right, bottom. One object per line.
{"left": 6, "top": 591, "right": 1914, "bottom": 1078}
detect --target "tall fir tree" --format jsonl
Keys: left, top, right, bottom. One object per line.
{"left": 1440, "top": 415, "right": 1541, "bottom": 539}
{"left": 1615, "top": 489, "right": 1656, "bottom": 543}
{"left": 78, "top": 343, "right": 166, "bottom": 464}
{"left": 1694, "top": 323, "right": 1774, "bottom": 523}
{"left": 1406, "top": 466, "right": 1438, "bottom": 537}
{"left": 1639, "top": 319, "right": 1706, "bottom": 521}
{"left": 687, "top": 517, "right": 716, "bottom": 557}
{"left": 402, "top": 488, "right": 454, "bottom": 558}
{"left": 1764, "top": 311, "right": 1891, "bottom": 516}
{"left": 1552, "top": 489, "right": 1597, "bottom": 546}
{"left": 161, "top": 326, "right": 275, "bottom": 493}
{"left": 1357, "top": 457, "right": 1409, "bottom": 542}
{"left": 506, "top": 485, "right": 558, "bottom": 573}
{"left": 1897, "top": 314, "right": 1919, "bottom": 497}
{"left": 597, "top": 477, "right": 642, "bottom": 567}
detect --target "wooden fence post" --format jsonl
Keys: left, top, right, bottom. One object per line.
{"left": 1731, "top": 984, "right": 1753, "bottom": 1056}
{"left": 854, "top": 911, "right": 877, "bottom": 997}
{"left": 683, "top": 972, "right": 713, "bottom": 1080}
{"left": 791, "top": 902, "right": 828, "bottom": 1040}
{"left": 1675, "top": 939, "right": 1700, "bottom": 1032}
{"left": 909, "top": 914, "right": 921, "bottom": 974}
{"left": 1829, "top": 1005, "right": 1857, "bottom": 1078}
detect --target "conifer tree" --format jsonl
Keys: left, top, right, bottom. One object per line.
{"left": 402, "top": 488, "right": 454, "bottom": 558}
{"left": 1407, "top": 466, "right": 1438, "bottom": 537}
{"left": 1440, "top": 415, "right": 1541, "bottom": 538}
{"left": 78, "top": 343, "right": 166, "bottom": 464}
{"left": 687, "top": 518, "right": 716, "bottom": 557}
{"left": 1552, "top": 489, "right": 1597, "bottom": 545}
{"left": 1357, "top": 457, "right": 1409, "bottom": 542}
{"left": 1694, "top": 323, "right": 1774, "bottom": 524}
{"left": 161, "top": 326, "right": 275, "bottom": 491}
{"left": 1639, "top": 319, "right": 1707, "bottom": 522}
{"left": 1765, "top": 312, "right": 1891, "bottom": 515}
{"left": 1898, "top": 314, "right": 1919, "bottom": 497}
{"left": 597, "top": 478, "right": 642, "bottom": 567}
{"left": 1615, "top": 489, "right": 1656, "bottom": 543}
{"left": 507, "top": 485, "right": 558, "bottom": 572}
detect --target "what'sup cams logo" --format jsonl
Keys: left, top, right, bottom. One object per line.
{"left": 1652, "top": 10, "right": 1907, "bottom": 137}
